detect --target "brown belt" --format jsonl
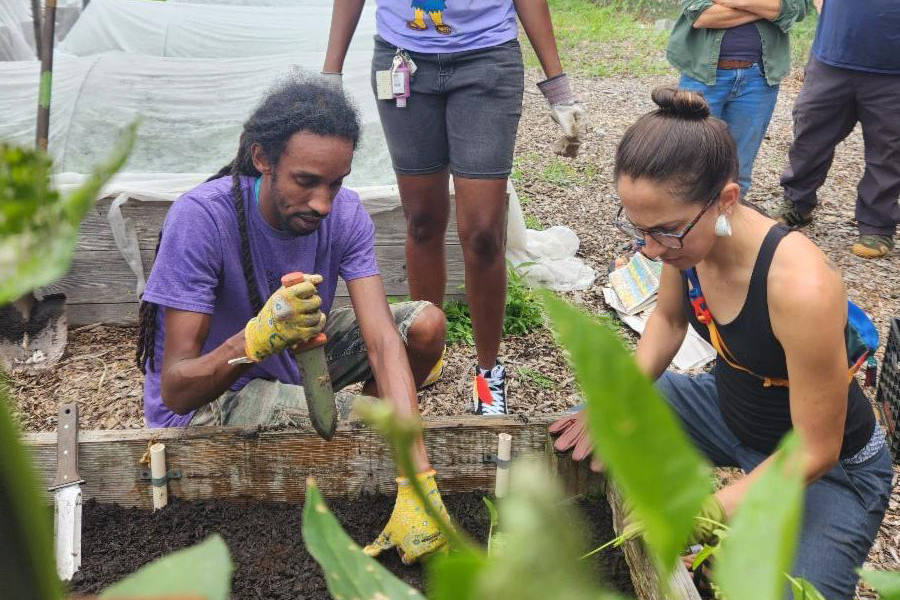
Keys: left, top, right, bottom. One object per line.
{"left": 717, "top": 59, "right": 754, "bottom": 69}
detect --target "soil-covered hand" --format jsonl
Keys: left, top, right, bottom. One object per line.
{"left": 549, "top": 410, "right": 602, "bottom": 471}
{"left": 363, "top": 469, "right": 450, "bottom": 564}
{"left": 244, "top": 274, "right": 325, "bottom": 362}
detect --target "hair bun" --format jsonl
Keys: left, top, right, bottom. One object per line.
{"left": 651, "top": 86, "right": 710, "bottom": 120}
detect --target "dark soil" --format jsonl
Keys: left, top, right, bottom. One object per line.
{"left": 69, "top": 492, "right": 634, "bottom": 599}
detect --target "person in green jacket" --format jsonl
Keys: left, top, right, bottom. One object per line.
{"left": 666, "top": 0, "right": 810, "bottom": 197}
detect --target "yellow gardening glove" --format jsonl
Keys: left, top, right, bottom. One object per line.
{"left": 621, "top": 495, "right": 726, "bottom": 547}
{"left": 363, "top": 469, "right": 450, "bottom": 565}
{"left": 244, "top": 274, "right": 325, "bottom": 362}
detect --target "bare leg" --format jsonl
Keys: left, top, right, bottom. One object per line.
{"left": 397, "top": 170, "right": 451, "bottom": 306}
{"left": 454, "top": 176, "right": 508, "bottom": 370}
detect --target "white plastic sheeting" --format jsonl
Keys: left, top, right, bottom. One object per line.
{"left": 0, "top": 1, "right": 37, "bottom": 60}
{"left": 1, "top": 0, "right": 595, "bottom": 294}
{"left": 60, "top": 0, "right": 376, "bottom": 57}
{"left": 0, "top": 0, "right": 84, "bottom": 60}
{"left": 0, "top": 52, "right": 392, "bottom": 184}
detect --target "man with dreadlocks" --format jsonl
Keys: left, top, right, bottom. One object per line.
{"left": 136, "top": 76, "right": 449, "bottom": 564}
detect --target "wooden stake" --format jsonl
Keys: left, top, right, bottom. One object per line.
{"left": 494, "top": 433, "right": 512, "bottom": 498}
{"left": 149, "top": 443, "right": 167, "bottom": 510}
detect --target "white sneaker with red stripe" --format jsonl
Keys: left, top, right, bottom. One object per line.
{"left": 473, "top": 362, "right": 507, "bottom": 416}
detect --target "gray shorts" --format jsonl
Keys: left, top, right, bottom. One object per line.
{"left": 371, "top": 35, "right": 524, "bottom": 179}
{"left": 189, "top": 300, "right": 430, "bottom": 427}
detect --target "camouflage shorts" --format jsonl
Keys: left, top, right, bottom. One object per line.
{"left": 189, "top": 300, "right": 430, "bottom": 427}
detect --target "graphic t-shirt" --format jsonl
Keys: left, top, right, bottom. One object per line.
{"left": 812, "top": 0, "right": 900, "bottom": 74}
{"left": 140, "top": 175, "right": 379, "bottom": 428}
{"left": 375, "top": 0, "right": 517, "bottom": 53}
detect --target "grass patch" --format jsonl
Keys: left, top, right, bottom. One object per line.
{"left": 524, "top": 214, "right": 544, "bottom": 230}
{"left": 541, "top": 157, "right": 578, "bottom": 187}
{"left": 515, "top": 366, "right": 559, "bottom": 389}
{"left": 790, "top": 11, "right": 818, "bottom": 68}
{"left": 443, "top": 263, "right": 545, "bottom": 345}
{"left": 522, "top": 0, "right": 671, "bottom": 77}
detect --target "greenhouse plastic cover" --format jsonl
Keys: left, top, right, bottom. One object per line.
{"left": 0, "top": 0, "right": 84, "bottom": 60}
{"left": 0, "top": 0, "right": 595, "bottom": 294}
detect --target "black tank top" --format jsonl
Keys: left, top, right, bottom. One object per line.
{"left": 681, "top": 224, "right": 874, "bottom": 458}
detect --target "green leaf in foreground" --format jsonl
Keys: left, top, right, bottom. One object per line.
{"left": 0, "top": 123, "right": 136, "bottom": 304}
{"left": 542, "top": 293, "right": 710, "bottom": 576}
{"left": 430, "top": 459, "right": 625, "bottom": 600}
{"left": 859, "top": 570, "right": 900, "bottom": 600}
{"left": 0, "top": 384, "right": 62, "bottom": 600}
{"left": 785, "top": 575, "right": 827, "bottom": 600}
{"left": 99, "top": 534, "right": 232, "bottom": 600}
{"left": 302, "top": 477, "right": 425, "bottom": 600}
{"left": 714, "top": 433, "right": 804, "bottom": 600}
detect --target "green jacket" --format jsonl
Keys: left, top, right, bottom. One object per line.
{"left": 666, "top": 0, "right": 810, "bottom": 86}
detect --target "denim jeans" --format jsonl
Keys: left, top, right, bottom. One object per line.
{"left": 657, "top": 371, "right": 893, "bottom": 600}
{"left": 679, "top": 64, "right": 779, "bottom": 197}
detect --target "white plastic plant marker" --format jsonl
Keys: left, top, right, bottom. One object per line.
{"left": 150, "top": 443, "right": 168, "bottom": 510}
{"left": 49, "top": 403, "right": 83, "bottom": 581}
{"left": 495, "top": 433, "right": 512, "bottom": 498}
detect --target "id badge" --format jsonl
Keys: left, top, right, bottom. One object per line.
{"left": 375, "top": 70, "right": 393, "bottom": 100}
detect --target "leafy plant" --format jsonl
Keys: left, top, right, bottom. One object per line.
{"left": 0, "top": 132, "right": 234, "bottom": 600}
{"left": 524, "top": 213, "right": 544, "bottom": 230}
{"left": 443, "top": 263, "right": 544, "bottom": 345}
{"left": 859, "top": 570, "right": 900, "bottom": 600}
{"left": 0, "top": 124, "right": 136, "bottom": 303}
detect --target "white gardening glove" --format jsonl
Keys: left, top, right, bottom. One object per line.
{"left": 537, "top": 74, "right": 588, "bottom": 158}
{"left": 320, "top": 71, "right": 343, "bottom": 91}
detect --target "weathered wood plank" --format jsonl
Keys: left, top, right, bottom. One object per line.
{"left": 606, "top": 483, "right": 702, "bottom": 600}
{"left": 76, "top": 191, "right": 461, "bottom": 252}
{"left": 22, "top": 415, "right": 558, "bottom": 509}
{"left": 40, "top": 245, "right": 466, "bottom": 305}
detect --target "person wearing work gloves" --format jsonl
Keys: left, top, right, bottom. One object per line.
{"left": 323, "top": 0, "right": 588, "bottom": 416}
{"left": 136, "top": 77, "right": 450, "bottom": 564}
{"left": 551, "top": 88, "right": 891, "bottom": 599}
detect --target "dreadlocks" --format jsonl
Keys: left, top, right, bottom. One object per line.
{"left": 136, "top": 74, "right": 361, "bottom": 374}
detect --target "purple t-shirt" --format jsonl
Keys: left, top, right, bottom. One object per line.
{"left": 375, "top": 0, "right": 517, "bottom": 53}
{"left": 141, "top": 176, "right": 379, "bottom": 428}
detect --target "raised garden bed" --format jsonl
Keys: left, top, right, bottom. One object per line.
{"left": 23, "top": 415, "right": 701, "bottom": 600}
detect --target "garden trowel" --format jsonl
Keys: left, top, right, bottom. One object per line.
{"left": 279, "top": 272, "right": 337, "bottom": 440}
{"left": 49, "top": 403, "right": 83, "bottom": 581}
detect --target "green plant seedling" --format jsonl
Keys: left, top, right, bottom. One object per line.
{"left": 542, "top": 293, "right": 711, "bottom": 577}
{"left": 302, "top": 478, "right": 426, "bottom": 600}
{"left": 0, "top": 124, "right": 137, "bottom": 304}
{"left": 99, "top": 535, "right": 232, "bottom": 600}
{"left": 524, "top": 214, "right": 544, "bottom": 231}
{"left": 714, "top": 433, "right": 804, "bottom": 600}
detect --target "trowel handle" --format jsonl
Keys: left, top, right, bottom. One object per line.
{"left": 52, "top": 403, "right": 81, "bottom": 488}
{"left": 281, "top": 272, "right": 327, "bottom": 352}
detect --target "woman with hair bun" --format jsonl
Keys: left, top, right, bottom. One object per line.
{"left": 552, "top": 87, "right": 891, "bottom": 599}
{"left": 665, "top": 0, "right": 810, "bottom": 197}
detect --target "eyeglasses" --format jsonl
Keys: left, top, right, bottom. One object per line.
{"left": 614, "top": 196, "right": 718, "bottom": 250}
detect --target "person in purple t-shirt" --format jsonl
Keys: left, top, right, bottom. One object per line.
{"left": 136, "top": 77, "right": 450, "bottom": 563}
{"left": 322, "top": 0, "right": 589, "bottom": 419}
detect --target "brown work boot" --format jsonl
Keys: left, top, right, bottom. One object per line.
{"left": 769, "top": 200, "right": 813, "bottom": 228}
{"left": 851, "top": 234, "right": 894, "bottom": 259}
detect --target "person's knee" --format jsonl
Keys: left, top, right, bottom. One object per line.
{"left": 407, "top": 210, "right": 447, "bottom": 245}
{"left": 460, "top": 226, "right": 504, "bottom": 265}
{"left": 407, "top": 303, "right": 446, "bottom": 360}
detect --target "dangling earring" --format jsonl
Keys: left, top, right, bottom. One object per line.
{"left": 715, "top": 213, "right": 732, "bottom": 237}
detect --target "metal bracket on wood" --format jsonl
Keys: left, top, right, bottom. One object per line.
{"left": 482, "top": 453, "right": 512, "bottom": 468}
{"left": 138, "top": 468, "right": 182, "bottom": 487}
